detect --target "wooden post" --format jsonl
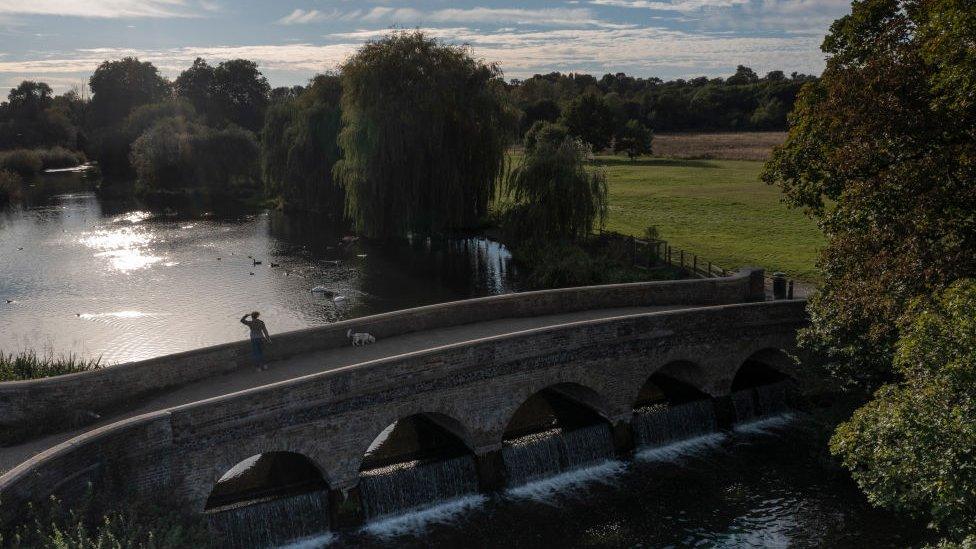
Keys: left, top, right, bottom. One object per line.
{"left": 680, "top": 250, "right": 684, "bottom": 271}
{"left": 708, "top": 261, "right": 712, "bottom": 277}
{"left": 693, "top": 255, "right": 698, "bottom": 275}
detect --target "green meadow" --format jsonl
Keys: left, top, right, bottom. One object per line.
{"left": 594, "top": 156, "right": 823, "bottom": 281}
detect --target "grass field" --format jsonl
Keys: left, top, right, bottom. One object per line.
{"left": 653, "top": 132, "right": 787, "bottom": 161}
{"left": 592, "top": 155, "right": 823, "bottom": 281}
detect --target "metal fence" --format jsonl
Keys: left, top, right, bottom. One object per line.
{"left": 595, "top": 230, "right": 804, "bottom": 299}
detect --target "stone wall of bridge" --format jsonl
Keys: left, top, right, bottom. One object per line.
{"left": 0, "top": 269, "right": 764, "bottom": 443}
{"left": 0, "top": 298, "right": 807, "bottom": 527}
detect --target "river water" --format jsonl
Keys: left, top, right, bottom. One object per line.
{"left": 0, "top": 176, "right": 928, "bottom": 547}
{"left": 0, "top": 174, "right": 514, "bottom": 364}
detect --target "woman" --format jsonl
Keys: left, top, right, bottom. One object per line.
{"left": 240, "top": 311, "right": 272, "bottom": 370}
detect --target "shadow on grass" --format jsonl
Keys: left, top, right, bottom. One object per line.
{"left": 591, "top": 157, "right": 721, "bottom": 169}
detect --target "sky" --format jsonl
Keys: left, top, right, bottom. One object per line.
{"left": 0, "top": 0, "right": 852, "bottom": 94}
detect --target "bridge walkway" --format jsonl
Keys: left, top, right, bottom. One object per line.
{"left": 0, "top": 304, "right": 684, "bottom": 476}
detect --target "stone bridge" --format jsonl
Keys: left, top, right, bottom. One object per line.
{"left": 0, "top": 269, "right": 808, "bottom": 530}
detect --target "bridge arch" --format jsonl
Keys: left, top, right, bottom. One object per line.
{"left": 731, "top": 348, "right": 795, "bottom": 391}
{"left": 634, "top": 361, "right": 713, "bottom": 408}
{"left": 501, "top": 382, "right": 612, "bottom": 442}
{"left": 204, "top": 451, "right": 329, "bottom": 512}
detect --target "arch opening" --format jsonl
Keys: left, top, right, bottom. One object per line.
{"left": 358, "top": 413, "right": 478, "bottom": 520}
{"left": 205, "top": 452, "right": 330, "bottom": 547}
{"left": 502, "top": 383, "right": 615, "bottom": 487}
{"left": 731, "top": 349, "right": 796, "bottom": 424}
{"left": 633, "top": 370, "right": 718, "bottom": 448}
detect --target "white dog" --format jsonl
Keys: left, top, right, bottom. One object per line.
{"left": 347, "top": 328, "right": 376, "bottom": 346}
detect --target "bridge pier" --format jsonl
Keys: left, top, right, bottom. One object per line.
{"left": 475, "top": 449, "right": 507, "bottom": 492}
{"left": 712, "top": 395, "right": 737, "bottom": 431}
{"left": 328, "top": 485, "right": 364, "bottom": 530}
{"left": 611, "top": 420, "right": 635, "bottom": 456}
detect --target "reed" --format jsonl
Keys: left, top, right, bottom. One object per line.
{"left": 0, "top": 350, "right": 102, "bottom": 382}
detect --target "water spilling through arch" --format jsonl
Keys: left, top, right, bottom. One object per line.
{"left": 502, "top": 383, "right": 616, "bottom": 487}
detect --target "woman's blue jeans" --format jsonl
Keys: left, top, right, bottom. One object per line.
{"left": 251, "top": 337, "right": 264, "bottom": 364}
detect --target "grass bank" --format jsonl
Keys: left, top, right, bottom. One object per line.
{"left": 593, "top": 156, "right": 823, "bottom": 281}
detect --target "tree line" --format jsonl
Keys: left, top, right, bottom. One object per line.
{"left": 0, "top": 48, "right": 810, "bottom": 208}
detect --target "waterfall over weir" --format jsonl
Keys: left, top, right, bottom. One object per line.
{"left": 503, "top": 423, "right": 615, "bottom": 487}
{"left": 207, "top": 490, "right": 329, "bottom": 549}
{"left": 359, "top": 455, "right": 479, "bottom": 519}
{"left": 633, "top": 400, "right": 718, "bottom": 447}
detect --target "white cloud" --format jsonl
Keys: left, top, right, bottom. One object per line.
{"left": 591, "top": 0, "right": 749, "bottom": 10}
{"left": 0, "top": 24, "right": 827, "bottom": 83}
{"left": 0, "top": 0, "right": 208, "bottom": 18}
{"left": 282, "top": 6, "right": 622, "bottom": 29}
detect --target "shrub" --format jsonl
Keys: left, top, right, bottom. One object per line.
{"left": 129, "top": 116, "right": 260, "bottom": 194}
{"left": 1, "top": 494, "right": 214, "bottom": 548}
{"left": 0, "top": 149, "right": 42, "bottom": 177}
{"left": 0, "top": 169, "right": 23, "bottom": 204}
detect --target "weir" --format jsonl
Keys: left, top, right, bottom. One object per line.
{"left": 502, "top": 424, "right": 616, "bottom": 487}
{"left": 360, "top": 456, "right": 479, "bottom": 519}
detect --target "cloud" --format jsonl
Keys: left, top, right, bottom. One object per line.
{"left": 0, "top": 0, "right": 209, "bottom": 18}
{"left": 281, "top": 6, "right": 623, "bottom": 28}
{"left": 0, "top": 23, "right": 827, "bottom": 83}
{"left": 590, "top": 0, "right": 749, "bottom": 11}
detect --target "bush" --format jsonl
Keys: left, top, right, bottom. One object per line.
{"left": 36, "top": 146, "right": 86, "bottom": 169}
{"left": 511, "top": 238, "right": 678, "bottom": 290}
{"left": 0, "top": 149, "right": 42, "bottom": 177}
{"left": 831, "top": 280, "right": 976, "bottom": 541}
{"left": 0, "top": 169, "right": 23, "bottom": 204}
{"left": 0, "top": 350, "right": 102, "bottom": 381}
{"left": 129, "top": 116, "right": 260, "bottom": 195}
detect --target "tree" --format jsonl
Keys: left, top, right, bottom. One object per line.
{"left": 560, "top": 93, "right": 614, "bottom": 151}
{"left": 523, "top": 120, "right": 568, "bottom": 154}
{"left": 503, "top": 121, "right": 608, "bottom": 242}
{"left": 726, "top": 65, "right": 759, "bottom": 85}
{"left": 334, "top": 31, "right": 516, "bottom": 238}
{"left": 761, "top": 0, "right": 976, "bottom": 391}
{"left": 88, "top": 58, "right": 169, "bottom": 129}
{"left": 262, "top": 74, "right": 344, "bottom": 219}
{"left": 613, "top": 120, "right": 653, "bottom": 160}
{"left": 174, "top": 57, "right": 214, "bottom": 115}
{"left": 0, "top": 81, "right": 76, "bottom": 149}
{"left": 208, "top": 59, "right": 271, "bottom": 132}
{"left": 831, "top": 280, "right": 976, "bottom": 543}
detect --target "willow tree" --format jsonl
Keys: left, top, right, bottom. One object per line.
{"left": 333, "top": 31, "right": 516, "bottom": 238}
{"left": 504, "top": 122, "right": 608, "bottom": 242}
{"left": 262, "top": 74, "right": 344, "bottom": 220}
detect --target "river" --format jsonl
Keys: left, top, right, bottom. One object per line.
{"left": 0, "top": 173, "right": 514, "bottom": 364}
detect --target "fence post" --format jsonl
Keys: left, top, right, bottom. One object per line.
{"left": 707, "top": 261, "right": 712, "bottom": 278}
{"left": 680, "top": 250, "right": 685, "bottom": 271}
{"left": 693, "top": 255, "right": 698, "bottom": 276}
{"left": 788, "top": 280, "right": 795, "bottom": 300}
{"left": 631, "top": 236, "right": 636, "bottom": 266}
{"left": 667, "top": 246, "right": 672, "bottom": 265}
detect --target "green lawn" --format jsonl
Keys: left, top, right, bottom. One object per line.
{"left": 592, "top": 156, "right": 823, "bottom": 281}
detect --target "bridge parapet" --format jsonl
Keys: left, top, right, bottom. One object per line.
{"left": 0, "top": 269, "right": 765, "bottom": 443}
{"left": 0, "top": 298, "right": 807, "bottom": 527}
